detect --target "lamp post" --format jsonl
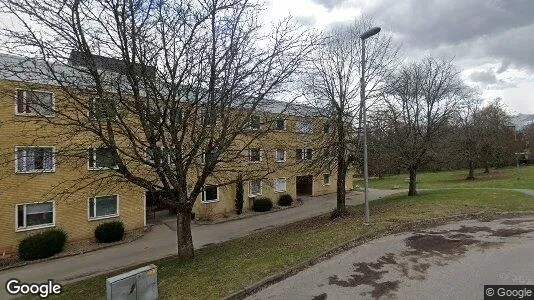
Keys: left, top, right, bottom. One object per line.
{"left": 360, "top": 26, "right": 381, "bottom": 225}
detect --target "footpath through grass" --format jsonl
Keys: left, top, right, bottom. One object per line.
{"left": 32, "top": 189, "right": 534, "bottom": 300}
{"left": 357, "top": 165, "right": 534, "bottom": 190}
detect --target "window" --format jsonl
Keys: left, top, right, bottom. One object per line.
{"left": 296, "top": 148, "right": 312, "bottom": 161}
{"left": 295, "top": 120, "right": 314, "bottom": 133}
{"left": 202, "top": 185, "right": 219, "bottom": 203}
{"left": 147, "top": 147, "right": 169, "bottom": 165}
{"left": 89, "top": 195, "right": 119, "bottom": 220}
{"left": 275, "top": 149, "right": 286, "bottom": 162}
{"left": 16, "top": 202, "right": 54, "bottom": 231}
{"left": 323, "top": 174, "right": 331, "bottom": 186}
{"left": 89, "top": 97, "right": 117, "bottom": 121}
{"left": 249, "top": 180, "right": 262, "bottom": 196}
{"left": 249, "top": 148, "right": 262, "bottom": 162}
{"left": 202, "top": 148, "right": 218, "bottom": 165}
{"left": 16, "top": 90, "right": 54, "bottom": 116}
{"left": 202, "top": 108, "right": 215, "bottom": 126}
{"left": 16, "top": 147, "right": 55, "bottom": 173}
{"left": 275, "top": 178, "right": 286, "bottom": 192}
{"left": 323, "top": 121, "right": 331, "bottom": 134}
{"left": 249, "top": 115, "right": 261, "bottom": 130}
{"left": 88, "top": 148, "right": 118, "bottom": 170}
{"left": 165, "top": 109, "right": 183, "bottom": 126}
{"left": 275, "top": 119, "right": 286, "bottom": 131}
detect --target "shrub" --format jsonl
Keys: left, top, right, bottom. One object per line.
{"left": 18, "top": 228, "right": 67, "bottom": 261}
{"left": 253, "top": 197, "right": 273, "bottom": 212}
{"left": 94, "top": 221, "right": 125, "bottom": 243}
{"left": 278, "top": 194, "right": 293, "bottom": 207}
{"left": 235, "top": 174, "right": 244, "bottom": 214}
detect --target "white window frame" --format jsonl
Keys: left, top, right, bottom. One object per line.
{"left": 249, "top": 115, "right": 261, "bottom": 130}
{"left": 15, "top": 201, "right": 56, "bottom": 232}
{"left": 146, "top": 147, "right": 171, "bottom": 165}
{"left": 88, "top": 195, "right": 120, "bottom": 221}
{"left": 249, "top": 179, "right": 263, "bottom": 197}
{"left": 323, "top": 173, "right": 331, "bottom": 186}
{"left": 274, "top": 178, "right": 287, "bottom": 193}
{"left": 274, "top": 149, "right": 286, "bottom": 162}
{"left": 14, "top": 89, "right": 55, "bottom": 117}
{"left": 295, "top": 120, "right": 314, "bottom": 134}
{"left": 202, "top": 185, "right": 219, "bottom": 203}
{"left": 274, "top": 118, "right": 286, "bottom": 131}
{"left": 88, "top": 97, "right": 117, "bottom": 121}
{"left": 249, "top": 148, "right": 262, "bottom": 163}
{"left": 296, "top": 148, "right": 313, "bottom": 161}
{"left": 88, "top": 147, "right": 119, "bottom": 171}
{"left": 15, "top": 146, "right": 56, "bottom": 174}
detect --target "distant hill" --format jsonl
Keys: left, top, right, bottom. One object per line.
{"left": 511, "top": 114, "right": 534, "bottom": 130}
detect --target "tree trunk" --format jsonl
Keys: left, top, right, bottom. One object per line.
{"left": 466, "top": 160, "right": 475, "bottom": 180}
{"left": 408, "top": 166, "right": 417, "bottom": 196}
{"left": 176, "top": 209, "right": 194, "bottom": 261}
{"left": 484, "top": 161, "right": 490, "bottom": 174}
{"left": 336, "top": 165, "right": 347, "bottom": 213}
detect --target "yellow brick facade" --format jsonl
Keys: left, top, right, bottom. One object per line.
{"left": 0, "top": 78, "right": 353, "bottom": 255}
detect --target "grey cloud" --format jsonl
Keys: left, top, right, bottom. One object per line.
{"left": 360, "top": 0, "right": 534, "bottom": 70}
{"left": 496, "top": 61, "right": 511, "bottom": 73}
{"left": 370, "top": 0, "right": 534, "bottom": 47}
{"left": 483, "top": 24, "right": 534, "bottom": 71}
{"left": 468, "top": 69, "right": 516, "bottom": 90}
{"left": 469, "top": 70, "right": 498, "bottom": 84}
{"left": 310, "top": 0, "right": 346, "bottom": 10}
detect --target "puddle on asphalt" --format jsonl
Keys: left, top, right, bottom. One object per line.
{"left": 326, "top": 221, "right": 534, "bottom": 299}
{"left": 311, "top": 292, "right": 327, "bottom": 300}
{"left": 328, "top": 253, "right": 400, "bottom": 298}
{"left": 500, "top": 219, "right": 534, "bottom": 225}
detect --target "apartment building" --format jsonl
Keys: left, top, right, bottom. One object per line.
{"left": 0, "top": 53, "right": 353, "bottom": 255}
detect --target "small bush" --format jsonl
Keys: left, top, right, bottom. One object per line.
{"left": 278, "top": 194, "right": 293, "bottom": 207}
{"left": 253, "top": 197, "right": 273, "bottom": 212}
{"left": 94, "top": 221, "right": 124, "bottom": 243}
{"left": 18, "top": 228, "right": 67, "bottom": 261}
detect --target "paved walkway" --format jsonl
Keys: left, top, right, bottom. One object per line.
{"left": 0, "top": 189, "right": 397, "bottom": 297}
{"left": 247, "top": 216, "right": 534, "bottom": 299}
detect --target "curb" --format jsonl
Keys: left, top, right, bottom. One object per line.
{"left": 0, "top": 227, "right": 150, "bottom": 272}
{"left": 193, "top": 202, "right": 304, "bottom": 225}
{"left": 224, "top": 210, "right": 534, "bottom": 300}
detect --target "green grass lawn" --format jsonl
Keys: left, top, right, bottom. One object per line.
{"left": 355, "top": 165, "right": 534, "bottom": 190}
{"left": 30, "top": 189, "right": 534, "bottom": 300}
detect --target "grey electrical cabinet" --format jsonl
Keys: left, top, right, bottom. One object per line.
{"left": 106, "top": 264, "right": 158, "bottom": 300}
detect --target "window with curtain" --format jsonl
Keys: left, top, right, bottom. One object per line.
{"left": 16, "top": 90, "right": 54, "bottom": 116}
{"left": 275, "top": 178, "right": 286, "bottom": 192}
{"left": 17, "top": 202, "right": 54, "bottom": 230}
{"left": 16, "top": 147, "right": 54, "bottom": 173}
{"left": 249, "top": 180, "right": 262, "bottom": 196}
{"left": 89, "top": 195, "right": 118, "bottom": 219}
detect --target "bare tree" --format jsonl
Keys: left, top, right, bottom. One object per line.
{"left": 475, "top": 99, "right": 519, "bottom": 172}
{"left": 1, "top": 0, "right": 316, "bottom": 260}
{"left": 300, "top": 17, "right": 398, "bottom": 214}
{"left": 379, "top": 57, "right": 468, "bottom": 196}
{"left": 455, "top": 97, "right": 482, "bottom": 180}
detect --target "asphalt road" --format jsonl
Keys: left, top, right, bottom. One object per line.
{"left": 247, "top": 216, "right": 534, "bottom": 300}
{"left": 0, "top": 189, "right": 397, "bottom": 299}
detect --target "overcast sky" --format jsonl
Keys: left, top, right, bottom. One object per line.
{"left": 1, "top": 0, "right": 532, "bottom": 114}
{"left": 267, "top": 0, "right": 534, "bottom": 115}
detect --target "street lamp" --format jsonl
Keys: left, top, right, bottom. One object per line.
{"left": 360, "top": 26, "right": 381, "bottom": 225}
